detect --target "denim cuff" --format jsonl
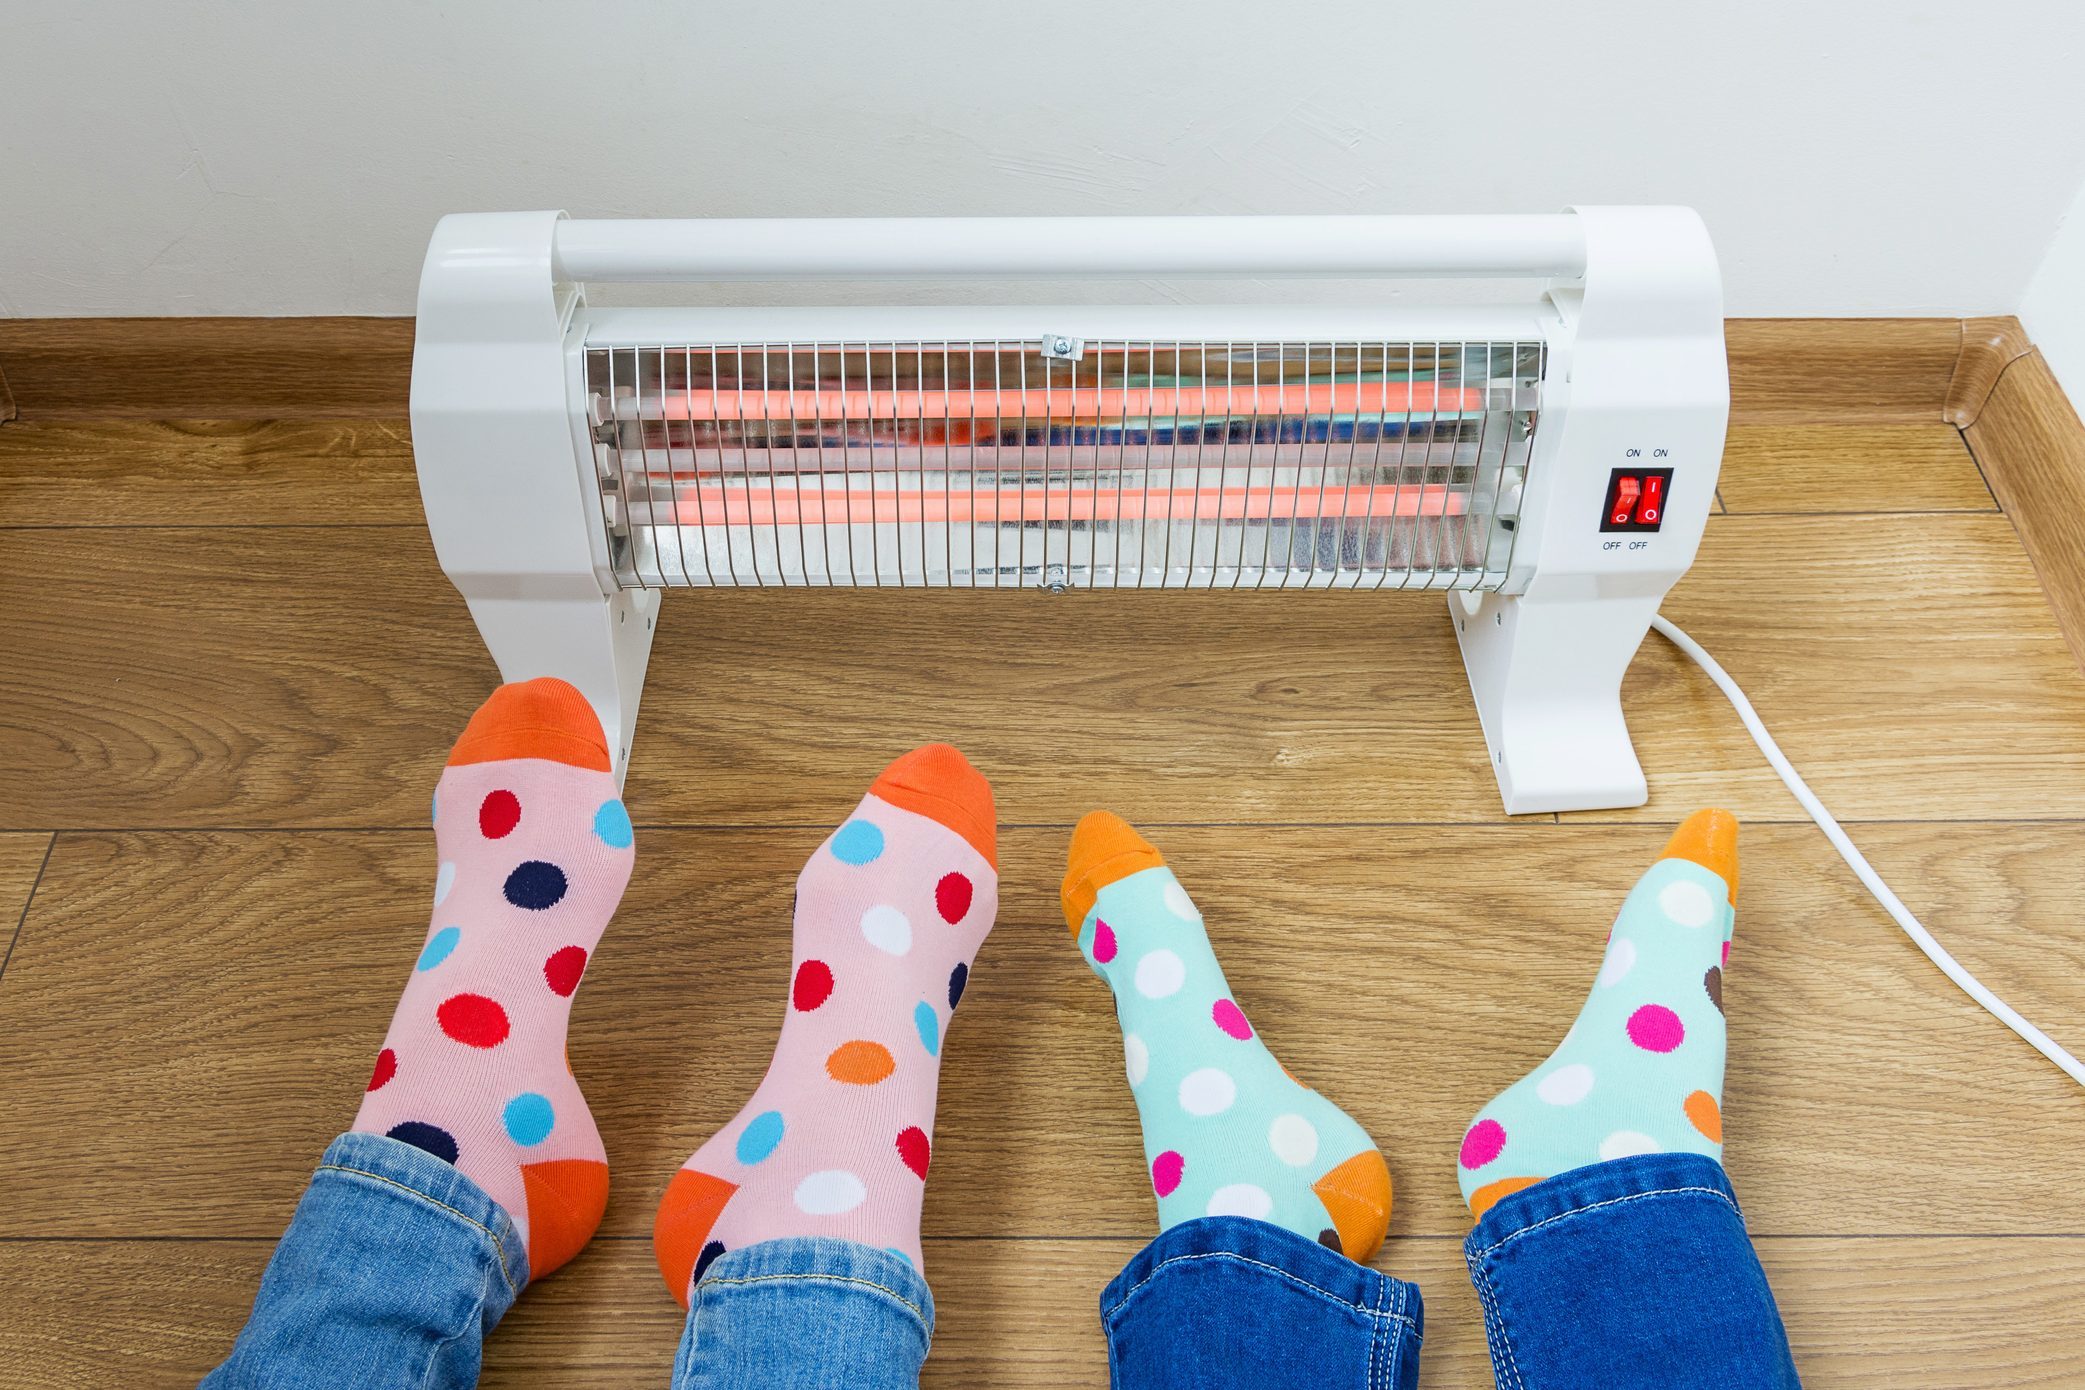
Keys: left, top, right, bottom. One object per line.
{"left": 316, "top": 1130, "right": 531, "bottom": 1294}
{"left": 1102, "top": 1217, "right": 1423, "bottom": 1390}
{"left": 675, "top": 1237, "right": 934, "bottom": 1388}
{"left": 1464, "top": 1153, "right": 1800, "bottom": 1390}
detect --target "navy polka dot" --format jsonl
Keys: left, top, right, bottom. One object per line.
{"left": 948, "top": 961, "right": 969, "bottom": 1010}
{"left": 503, "top": 861, "right": 568, "bottom": 911}
{"left": 694, "top": 1240, "right": 726, "bottom": 1282}
{"left": 387, "top": 1121, "right": 459, "bottom": 1165}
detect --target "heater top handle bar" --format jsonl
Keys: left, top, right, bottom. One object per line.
{"left": 548, "top": 214, "right": 1589, "bottom": 284}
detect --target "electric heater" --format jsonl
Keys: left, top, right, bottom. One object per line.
{"left": 411, "top": 209, "right": 1727, "bottom": 813}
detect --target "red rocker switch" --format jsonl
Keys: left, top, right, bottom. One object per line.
{"left": 1602, "top": 467, "right": 1674, "bottom": 534}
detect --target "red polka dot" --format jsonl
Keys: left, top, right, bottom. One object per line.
{"left": 1211, "top": 999, "right": 1253, "bottom": 1040}
{"left": 897, "top": 1125, "right": 931, "bottom": 1179}
{"left": 1093, "top": 920, "right": 1118, "bottom": 964}
{"left": 367, "top": 1048, "right": 396, "bottom": 1091}
{"left": 436, "top": 993, "right": 511, "bottom": 1048}
{"left": 1627, "top": 1004, "right": 1686, "bottom": 1053}
{"left": 793, "top": 960, "right": 834, "bottom": 1011}
{"left": 544, "top": 945, "right": 588, "bottom": 997}
{"left": 936, "top": 872, "right": 974, "bottom": 924}
{"left": 1152, "top": 1150, "right": 1185, "bottom": 1197}
{"left": 1460, "top": 1119, "right": 1507, "bottom": 1170}
{"left": 479, "top": 790, "right": 521, "bottom": 839}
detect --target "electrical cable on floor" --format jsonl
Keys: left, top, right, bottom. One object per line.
{"left": 1650, "top": 614, "right": 2085, "bottom": 1090}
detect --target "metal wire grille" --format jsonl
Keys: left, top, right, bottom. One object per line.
{"left": 584, "top": 339, "right": 1541, "bottom": 590}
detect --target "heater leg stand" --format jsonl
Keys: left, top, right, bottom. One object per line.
{"left": 1451, "top": 588, "right": 1661, "bottom": 815}
{"left": 463, "top": 589, "right": 659, "bottom": 788}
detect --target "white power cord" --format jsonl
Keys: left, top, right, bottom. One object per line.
{"left": 1650, "top": 614, "right": 2085, "bottom": 1089}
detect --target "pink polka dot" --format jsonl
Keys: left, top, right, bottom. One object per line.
{"left": 1211, "top": 999, "right": 1253, "bottom": 1040}
{"left": 1151, "top": 1150, "right": 1185, "bottom": 1197}
{"left": 1093, "top": 920, "right": 1118, "bottom": 964}
{"left": 1460, "top": 1119, "right": 1507, "bottom": 1170}
{"left": 1627, "top": 1004, "right": 1686, "bottom": 1053}
{"left": 1722, "top": 940, "right": 1731, "bottom": 965}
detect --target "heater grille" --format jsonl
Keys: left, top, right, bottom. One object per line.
{"left": 583, "top": 339, "right": 1542, "bottom": 590}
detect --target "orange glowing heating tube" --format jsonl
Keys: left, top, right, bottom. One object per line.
{"left": 649, "top": 379, "right": 1484, "bottom": 420}
{"left": 673, "top": 486, "right": 1467, "bottom": 527}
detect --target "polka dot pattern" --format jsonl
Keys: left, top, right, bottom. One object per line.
{"left": 694, "top": 1241, "right": 727, "bottom": 1282}
{"left": 1134, "top": 949, "right": 1185, "bottom": 999}
{"left": 947, "top": 962, "right": 968, "bottom": 1010}
{"left": 1626, "top": 1004, "right": 1685, "bottom": 1054}
{"left": 1151, "top": 1150, "right": 1185, "bottom": 1197}
{"left": 479, "top": 790, "right": 521, "bottom": 839}
{"left": 829, "top": 820, "right": 884, "bottom": 865}
{"left": 367, "top": 1048, "right": 397, "bottom": 1091}
{"left": 935, "top": 872, "right": 973, "bottom": 923}
{"left": 1597, "top": 937, "right": 1637, "bottom": 987}
{"left": 1461, "top": 1119, "right": 1507, "bottom": 1170}
{"left": 503, "top": 861, "right": 567, "bottom": 911}
{"left": 543, "top": 945, "right": 588, "bottom": 997}
{"left": 1268, "top": 1114, "right": 1318, "bottom": 1166}
{"left": 1599, "top": 1130, "right": 1661, "bottom": 1162}
{"left": 1659, "top": 878, "right": 1715, "bottom": 928}
{"left": 1123, "top": 1033, "right": 1149, "bottom": 1086}
{"left": 793, "top": 960, "right": 834, "bottom": 1011}
{"left": 1703, "top": 965, "right": 1724, "bottom": 1014}
{"left": 1162, "top": 880, "right": 1200, "bottom": 921}
{"left": 860, "top": 904, "right": 912, "bottom": 956}
{"left": 794, "top": 1170, "right": 867, "bottom": 1216}
{"left": 1536, "top": 1063, "right": 1595, "bottom": 1106}
{"left": 913, "top": 1001, "right": 941, "bottom": 1057}
{"left": 437, "top": 993, "right": 511, "bottom": 1049}
{"left": 1685, "top": 1090, "right": 1723, "bottom": 1142}
{"left": 826, "top": 1040, "right": 896, "bottom": 1085}
{"left": 387, "top": 1120, "right": 459, "bottom": 1165}
{"left": 417, "top": 926, "right": 461, "bottom": 972}
{"left": 592, "top": 798, "right": 634, "bottom": 849}
{"left": 736, "top": 1111, "right": 786, "bottom": 1165}
{"left": 1206, "top": 1183, "right": 1273, "bottom": 1220}
{"left": 1211, "top": 999, "right": 1253, "bottom": 1040}
{"left": 1092, "top": 919, "right": 1118, "bottom": 964}
{"left": 1178, "top": 1067, "right": 1237, "bottom": 1117}
{"left": 433, "top": 862, "right": 457, "bottom": 907}
{"left": 502, "top": 1092, "right": 555, "bottom": 1146}
{"left": 896, "top": 1126, "right": 931, "bottom": 1179}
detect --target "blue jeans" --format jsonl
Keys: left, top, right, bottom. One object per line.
{"left": 206, "top": 1134, "right": 1794, "bottom": 1388}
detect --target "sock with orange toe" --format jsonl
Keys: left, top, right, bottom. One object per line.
{"left": 1457, "top": 810, "right": 1738, "bottom": 1221}
{"left": 351, "top": 677, "right": 635, "bottom": 1282}
{"left": 652, "top": 745, "right": 998, "bottom": 1306}
{"left": 1061, "top": 812, "right": 1393, "bottom": 1263}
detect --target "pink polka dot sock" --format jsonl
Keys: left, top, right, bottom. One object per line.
{"left": 351, "top": 677, "right": 635, "bottom": 1281}
{"left": 1458, "top": 810, "right": 1739, "bottom": 1221}
{"left": 1061, "top": 812, "right": 1395, "bottom": 1264}
{"left": 651, "top": 744, "right": 998, "bottom": 1307}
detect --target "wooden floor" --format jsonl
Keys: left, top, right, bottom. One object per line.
{"left": 4, "top": 323, "right": 2085, "bottom": 1385}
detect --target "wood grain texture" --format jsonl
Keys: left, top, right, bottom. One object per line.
{"left": 0, "top": 833, "right": 52, "bottom": 942}
{"left": 0, "top": 318, "right": 414, "bottom": 420}
{"left": 0, "top": 1233, "right": 2079, "bottom": 1388}
{"left": 1725, "top": 320, "right": 1961, "bottom": 426}
{"left": 6, "top": 514, "right": 2085, "bottom": 831}
{"left": 0, "top": 317, "right": 1960, "bottom": 425}
{"left": 1719, "top": 424, "right": 1993, "bottom": 514}
{"left": 3, "top": 824, "right": 2080, "bottom": 1245}
{"left": 1946, "top": 317, "right": 2035, "bottom": 427}
{"left": 0, "top": 419, "right": 417, "bottom": 527}
{"left": 1964, "top": 351, "right": 2085, "bottom": 673}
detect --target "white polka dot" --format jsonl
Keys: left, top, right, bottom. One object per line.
{"left": 1268, "top": 1114, "right": 1319, "bottom": 1166}
{"left": 860, "top": 905, "right": 912, "bottom": 956}
{"left": 1162, "top": 878, "right": 1202, "bottom": 922}
{"left": 793, "top": 1169, "right": 867, "bottom": 1215}
{"left": 1206, "top": 1183, "right": 1273, "bottom": 1220}
{"left": 1178, "top": 1067, "right": 1237, "bottom": 1116}
{"left": 1597, "top": 937, "right": 1637, "bottom": 987}
{"left": 1134, "top": 949, "right": 1185, "bottom": 999}
{"left": 1659, "top": 879, "right": 1716, "bottom": 928}
{"left": 433, "top": 861, "right": 457, "bottom": 907}
{"left": 1536, "top": 1063, "right": 1595, "bottom": 1106}
{"left": 1123, "top": 1034, "right": 1149, "bottom": 1087}
{"left": 1599, "top": 1131, "right": 1662, "bottom": 1162}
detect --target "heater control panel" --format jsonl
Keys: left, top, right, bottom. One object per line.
{"left": 1600, "top": 466, "right": 1673, "bottom": 533}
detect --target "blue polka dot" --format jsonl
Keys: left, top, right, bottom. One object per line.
{"left": 593, "top": 798, "right": 634, "bottom": 849}
{"left": 695, "top": 1240, "right": 727, "bottom": 1282}
{"left": 830, "top": 819, "right": 885, "bottom": 865}
{"left": 914, "top": 1000, "right": 941, "bottom": 1057}
{"left": 416, "top": 926, "right": 461, "bottom": 972}
{"left": 504, "top": 860, "right": 567, "bottom": 910}
{"left": 502, "top": 1092, "right": 555, "bottom": 1146}
{"left": 735, "top": 1110, "right": 786, "bottom": 1165}
{"left": 885, "top": 1247, "right": 913, "bottom": 1267}
{"left": 387, "top": 1120, "right": 458, "bottom": 1164}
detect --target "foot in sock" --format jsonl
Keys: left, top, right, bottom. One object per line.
{"left": 1458, "top": 809, "right": 1738, "bottom": 1220}
{"left": 1061, "top": 812, "right": 1393, "bottom": 1262}
{"left": 352, "top": 678, "right": 635, "bottom": 1279}
{"left": 652, "top": 744, "right": 997, "bottom": 1306}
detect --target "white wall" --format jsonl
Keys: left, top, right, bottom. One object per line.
{"left": 4, "top": 0, "right": 2084, "bottom": 318}
{"left": 2021, "top": 176, "right": 2085, "bottom": 408}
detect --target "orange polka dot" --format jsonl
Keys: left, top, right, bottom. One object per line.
{"left": 826, "top": 1040, "right": 896, "bottom": 1085}
{"left": 1468, "top": 1174, "right": 1544, "bottom": 1220}
{"left": 1685, "top": 1090, "right": 1723, "bottom": 1143}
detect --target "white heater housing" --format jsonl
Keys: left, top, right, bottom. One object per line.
{"left": 411, "top": 209, "right": 1726, "bottom": 813}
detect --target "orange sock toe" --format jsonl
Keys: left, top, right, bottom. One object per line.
{"left": 1659, "top": 807, "right": 1739, "bottom": 904}
{"left": 1061, "top": 810, "right": 1166, "bottom": 934}
{"left": 869, "top": 743, "right": 996, "bottom": 868}
{"left": 448, "top": 677, "right": 611, "bottom": 772}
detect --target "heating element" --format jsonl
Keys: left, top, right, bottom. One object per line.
{"left": 412, "top": 210, "right": 1728, "bottom": 812}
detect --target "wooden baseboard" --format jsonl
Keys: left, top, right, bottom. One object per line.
{"left": 0, "top": 315, "right": 1969, "bottom": 424}
{"left": 1962, "top": 350, "right": 2085, "bottom": 671}
{"left": 0, "top": 318, "right": 412, "bottom": 421}
{"left": 1945, "top": 316, "right": 2035, "bottom": 426}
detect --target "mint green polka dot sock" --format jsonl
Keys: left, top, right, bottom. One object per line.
{"left": 1061, "top": 812, "right": 1393, "bottom": 1262}
{"left": 1458, "top": 809, "right": 1739, "bottom": 1220}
